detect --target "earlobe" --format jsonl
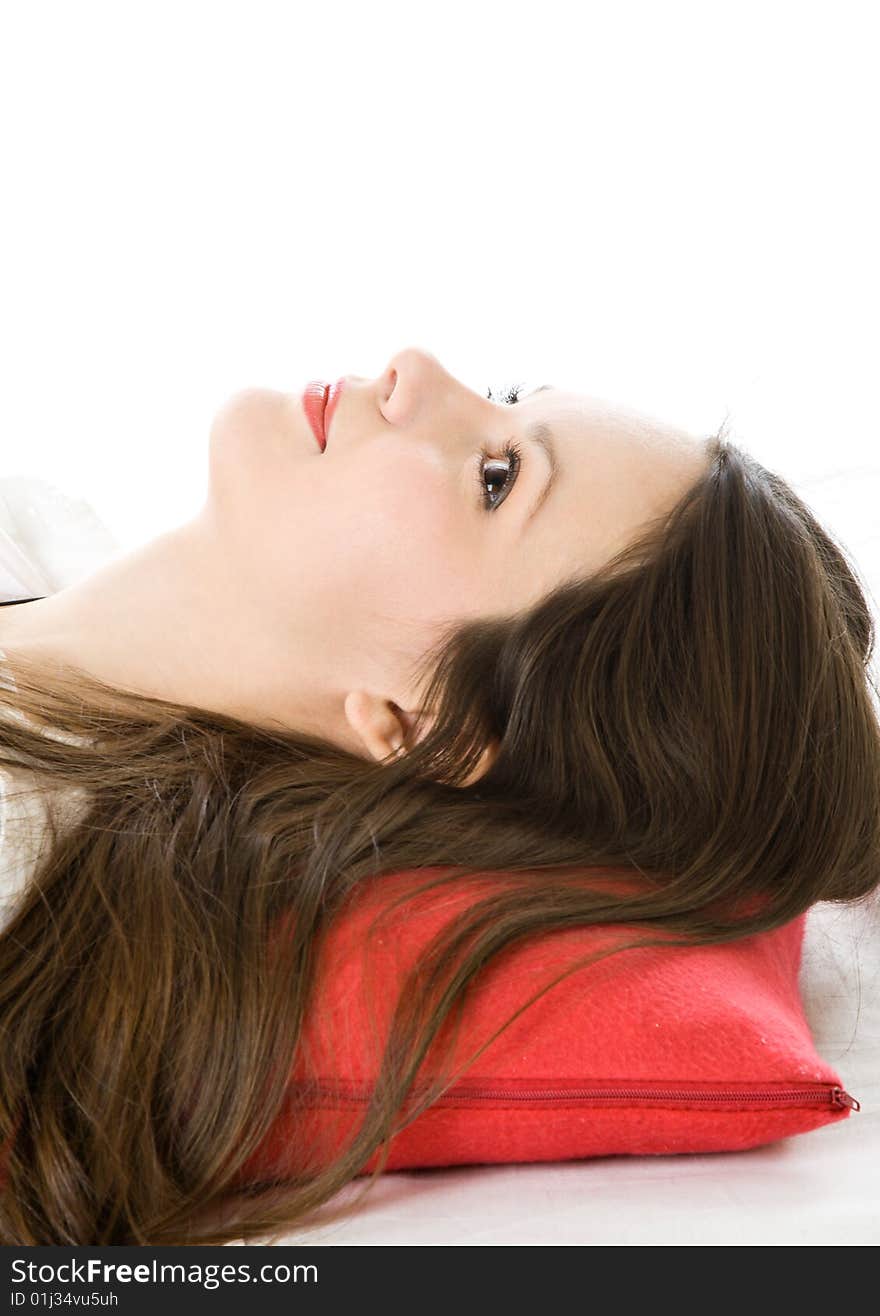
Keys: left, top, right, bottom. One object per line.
{"left": 459, "top": 736, "right": 500, "bottom": 786}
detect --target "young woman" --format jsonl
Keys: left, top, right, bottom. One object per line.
{"left": 1, "top": 346, "right": 878, "bottom": 1244}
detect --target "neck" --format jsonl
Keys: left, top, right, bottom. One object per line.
{"left": 0, "top": 505, "right": 343, "bottom": 743}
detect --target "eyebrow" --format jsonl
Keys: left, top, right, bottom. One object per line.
{"left": 522, "top": 385, "right": 560, "bottom": 529}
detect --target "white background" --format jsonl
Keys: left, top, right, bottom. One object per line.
{"left": 1, "top": 0, "right": 878, "bottom": 550}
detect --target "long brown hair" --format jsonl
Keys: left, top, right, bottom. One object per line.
{"left": 1, "top": 432, "right": 878, "bottom": 1244}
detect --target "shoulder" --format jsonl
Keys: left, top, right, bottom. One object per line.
{"left": 0, "top": 758, "right": 52, "bottom": 932}
{"left": 0, "top": 646, "right": 92, "bottom": 932}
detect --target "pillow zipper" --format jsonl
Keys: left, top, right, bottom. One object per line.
{"left": 294, "top": 1079, "right": 860, "bottom": 1110}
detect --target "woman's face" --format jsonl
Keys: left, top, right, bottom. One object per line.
{"left": 206, "top": 346, "right": 710, "bottom": 755}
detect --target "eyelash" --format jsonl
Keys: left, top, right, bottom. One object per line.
{"left": 476, "top": 382, "right": 525, "bottom": 512}
{"left": 486, "top": 382, "right": 525, "bottom": 406}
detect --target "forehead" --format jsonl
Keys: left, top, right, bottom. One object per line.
{"left": 517, "top": 386, "right": 709, "bottom": 579}
{"left": 527, "top": 386, "right": 699, "bottom": 452}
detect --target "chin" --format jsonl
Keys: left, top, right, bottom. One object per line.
{"left": 209, "top": 387, "right": 303, "bottom": 492}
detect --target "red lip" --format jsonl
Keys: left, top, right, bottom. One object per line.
{"left": 302, "top": 378, "right": 345, "bottom": 452}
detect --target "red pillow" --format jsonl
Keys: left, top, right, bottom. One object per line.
{"left": 241, "top": 867, "right": 860, "bottom": 1182}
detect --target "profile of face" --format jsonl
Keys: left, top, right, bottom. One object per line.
{"left": 205, "top": 347, "right": 710, "bottom": 768}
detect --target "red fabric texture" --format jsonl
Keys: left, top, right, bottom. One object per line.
{"left": 241, "top": 867, "right": 853, "bottom": 1182}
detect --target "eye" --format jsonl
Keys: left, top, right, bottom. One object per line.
{"left": 474, "top": 439, "right": 523, "bottom": 512}
{"left": 475, "top": 381, "right": 526, "bottom": 511}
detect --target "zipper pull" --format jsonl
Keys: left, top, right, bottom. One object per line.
{"left": 832, "top": 1087, "right": 860, "bottom": 1111}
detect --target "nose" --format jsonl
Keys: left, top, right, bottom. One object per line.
{"left": 379, "top": 347, "right": 444, "bottom": 416}
{"left": 378, "top": 346, "right": 485, "bottom": 430}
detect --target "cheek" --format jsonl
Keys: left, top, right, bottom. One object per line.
{"left": 303, "top": 465, "right": 474, "bottom": 634}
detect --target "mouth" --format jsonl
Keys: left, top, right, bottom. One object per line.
{"left": 302, "top": 378, "right": 345, "bottom": 451}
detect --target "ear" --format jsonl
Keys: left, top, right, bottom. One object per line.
{"left": 343, "top": 689, "right": 500, "bottom": 784}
